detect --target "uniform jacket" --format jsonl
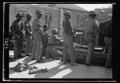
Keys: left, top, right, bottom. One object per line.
{"left": 84, "top": 19, "right": 99, "bottom": 42}
{"left": 10, "top": 20, "right": 23, "bottom": 38}
{"left": 32, "top": 18, "right": 43, "bottom": 36}
{"left": 62, "top": 19, "right": 73, "bottom": 36}
{"left": 24, "top": 21, "right": 32, "bottom": 37}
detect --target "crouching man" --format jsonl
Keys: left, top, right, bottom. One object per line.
{"left": 46, "top": 29, "right": 62, "bottom": 60}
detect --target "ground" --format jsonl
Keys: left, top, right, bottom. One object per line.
{"left": 9, "top": 56, "right": 112, "bottom": 79}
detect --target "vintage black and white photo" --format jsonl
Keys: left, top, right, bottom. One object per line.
{"left": 3, "top": 2, "right": 114, "bottom": 81}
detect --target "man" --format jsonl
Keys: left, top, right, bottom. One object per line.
{"left": 40, "top": 25, "right": 49, "bottom": 60}
{"left": 62, "top": 11, "right": 78, "bottom": 66}
{"left": 84, "top": 11, "right": 99, "bottom": 65}
{"left": 24, "top": 13, "right": 32, "bottom": 56}
{"left": 10, "top": 12, "right": 24, "bottom": 59}
{"left": 46, "top": 29, "right": 62, "bottom": 60}
{"left": 31, "top": 10, "right": 43, "bottom": 62}
{"left": 103, "top": 14, "right": 112, "bottom": 54}
{"left": 104, "top": 16, "right": 112, "bottom": 68}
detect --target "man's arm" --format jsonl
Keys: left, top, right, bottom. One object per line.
{"left": 67, "top": 20, "right": 74, "bottom": 36}
{"left": 10, "top": 20, "right": 17, "bottom": 36}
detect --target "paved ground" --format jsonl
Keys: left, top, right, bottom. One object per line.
{"left": 9, "top": 55, "right": 112, "bottom": 79}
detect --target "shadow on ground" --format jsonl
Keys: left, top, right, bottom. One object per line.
{"left": 34, "top": 61, "right": 112, "bottom": 78}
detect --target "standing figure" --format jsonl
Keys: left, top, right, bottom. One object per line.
{"left": 10, "top": 12, "right": 24, "bottom": 59}
{"left": 62, "top": 11, "right": 78, "bottom": 66}
{"left": 84, "top": 11, "right": 99, "bottom": 65}
{"left": 104, "top": 15, "right": 112, "bottom": 68}
{"left": 24, "top": 13, "right": 32, "bottom": 56}
{"left": 31, "top": 10, "right": 43, "bottom": 62}
{"left": 40, "top": 25, "right": 49, "bottom": 60}
{"left": 46, "top": 29, "right": 62, "bottom": 60}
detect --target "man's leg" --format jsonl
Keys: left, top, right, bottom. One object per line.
{"left": 26, "top": 36, "right": 31, "bottom": 55}
{"left": 105, "top": 38, "right": 112, "bottom": 68}
{"left": 18, "top": 38, "right": 23, "bottom": 57}
{"left": 63, "top": 35, "right": 69, "bottom": 64}
{"left": 46, "top": 46, "right": 51, "bottom": 60}
{"left": 14, "top": 38, "right": 19, "bottom": 59}
{"left": 103, "top": 37, "right": 108, "bottom": 54}
{"left": 67, "top": 36, "right": 77, "bottom": 65}
{"left": 85, "top": 42, "right": 94, "bottom": 65}
{"left": 31, "top": 35, "right": 36, "bottom": 60}
{"left": 35, "top": 36, "right": 42, "bottom": 61}
{"left": 51, "top": 47, "right": 62, "bottom": 59}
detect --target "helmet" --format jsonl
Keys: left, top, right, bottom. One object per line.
{"left": 36, "top": 10, "right": 43, "bottom": 15}
{"left": 16, "top": 12, "right": 23, "bottom": 18}
{"left": 26, "top": 13, "right": 32, "bottom": 18}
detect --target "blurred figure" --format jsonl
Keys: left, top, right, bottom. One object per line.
{"left": 104, "top": 14, "right": 112, "bottom": 68}
{"left": 46, "top": 29, "right": 62, "bottom": 60}
{"left": 62, "top": 11, "right": 78, "bottom": 66}
{"left": 31, "top": 10, "right": 43, "bottom": 62}
{"left": 24, "top": 13, "right": 32, "bottom": 56}
{"left": 40, "top": 25, "right": 49, "bottom": 60}
{"left": 84, "top": 11, "right": 99, "bottom": 65}
{"left": 103, "top": 14, "right": 112, "bottom": 54}
{"left": 10, "top": 12, "right": 24, "bottom": 59}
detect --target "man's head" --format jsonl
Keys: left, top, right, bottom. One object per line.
{"left": 43, "top": 25, "right": 48, "bottom": 32}
{"left": 63, "top": 11, "right": 71, "bottom": 20}
{"left": 16, "top": 12, "right": 23, "bottom": 21}
{"left": 88, "top": 11, "right": 97, "bottom": 19}
{"left": 35, "top": 10, "right": 43, "bottom": 19}
{"left": 52, "top": 29, "right": 58, "bottom": 35}
{"left": 26, "top": 13, "right": 32, "bottom": 21}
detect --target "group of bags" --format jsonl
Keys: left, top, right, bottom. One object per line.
{"left": 14, "top": 62, "right": 48, "bottom": 74}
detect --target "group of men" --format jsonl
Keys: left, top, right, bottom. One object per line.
{"left": 10, "top": 10, "right": 62, "bottom": 63}
{"left": 10, "top": 9, "right": 112, "bottom": 68}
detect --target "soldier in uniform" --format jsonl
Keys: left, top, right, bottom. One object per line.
{"left": 62, "top": 11, "right": 78, "bottom": 66}
{"left": 31, "top": 10, "right": 43, "bottom": 62}
{"left": 24, "top": 13, "right": 32, "bottom": 56}
{"left": 40, "top": 25, "right": 49, "bottom": 61}
{"left": 46, "top": 29, "right": 62, "bottom": 60}
{"left": 84, "top": 11, "right": 99, "bottom": 65}
{"left": 10, "top": 12, "right": 24, "bottom": 59}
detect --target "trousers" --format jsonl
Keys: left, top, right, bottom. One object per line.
{"left": 25, "top": 36, "right": 32, "bottom": 55}
{"left": 104, "top": 37, "right": 112, "bottom": 67}
{"left": 46, "top": 45, "right": 62, "bottom": 59}
{"left": 31, "top": 31, "right": 42, "bottom": 61}
{"left": 63, "top": 34, "right": 76, "bottom": 64}
{"left": 14, "top": 35, "right": 23, "bottom": 58}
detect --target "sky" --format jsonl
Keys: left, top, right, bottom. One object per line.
{"left": 75, "top": 4, "right": 113, "bottom": 11}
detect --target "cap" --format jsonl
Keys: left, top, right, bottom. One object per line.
{"left": 26, "top": 13, "right": 32, "bottom": 18}
{"left": 63, "top": 11, "right": 71, "bottom": 16}
{"left": 16, "top": 12, "right": 23, "bottom": 18}
{"left": 88, "top": 11, "right": 97, "bottom": 15}
{"left": 36, "top": 10, "right": 43, "bottom": 15}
